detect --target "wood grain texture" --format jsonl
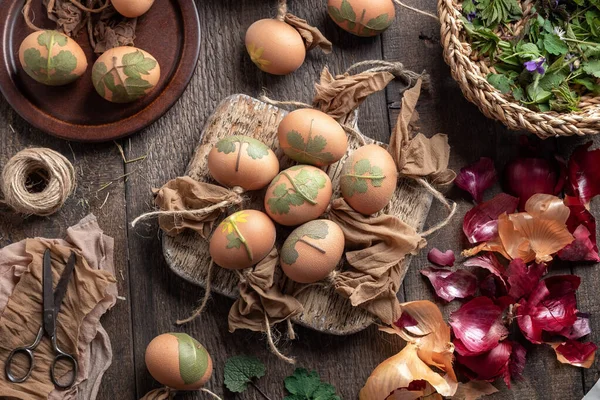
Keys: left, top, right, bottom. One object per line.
{"left": 1, "top": 0, "right": 598, "bottom": 398}
{"left": 161, "top": 94, "right": 432, "bottom": 335}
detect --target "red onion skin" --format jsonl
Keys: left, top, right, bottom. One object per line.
{"left": 504, "top": 158, "right": 561, "bottom": 210}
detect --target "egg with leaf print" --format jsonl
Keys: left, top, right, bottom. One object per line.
{"left": 264, "top": 165, "right": 333, "bottom": 226}
{"left": 327, "top": 0, "right": 396, "bottom": 37}
{"left": 92, "top": 46, "right": 160, "bottom": 103}
{"left": 18, "top": 30, "right": 87, "bottom": 86}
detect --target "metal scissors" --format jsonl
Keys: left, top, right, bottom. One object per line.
{"left": 5, "top": 249, "right": 78, "bottom": 389}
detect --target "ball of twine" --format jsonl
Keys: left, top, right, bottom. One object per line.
{"left": 1, "top": 148, "right": 76, "bottom": 216}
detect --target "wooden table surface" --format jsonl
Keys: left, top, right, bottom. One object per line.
{"left": 1, "top": 0, "right": 599, "bottom": 399}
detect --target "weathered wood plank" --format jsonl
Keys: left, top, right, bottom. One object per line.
{"left": 0, "top": 100, "right": 135, "bottom": 399}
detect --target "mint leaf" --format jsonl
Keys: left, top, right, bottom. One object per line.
{"left": 224, "top": 355, "right": 266, "bottom": 393}
{"left": 487, "top": 73, "right": 513, "bottom": 94}
{"left": 284, "top": 368, "right": 340, "bottom": 400}
{"left": 583, "top": 60, "right": 600, "bottom": 78}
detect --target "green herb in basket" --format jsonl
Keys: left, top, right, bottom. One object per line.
{"left": 461, "top": 0, "right": 600, "bottom": 112}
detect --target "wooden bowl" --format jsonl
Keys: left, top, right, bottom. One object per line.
{"left": 0, "top": 0, "right": 200, "bottom": 142}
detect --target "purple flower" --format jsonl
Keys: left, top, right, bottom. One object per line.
{"left": 524, "top": 57, "right": 546, "bottom": 74}
{"left": 566, "top": 53, "right": 575, "bottom": 72}
{"left": 467, "top": 11, "right": 477, "bottom": 21}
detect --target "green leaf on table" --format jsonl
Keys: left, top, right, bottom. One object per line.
{"left": 542, "top": 33, "right": 568, "bottom": 55}
{"left": 281, "top": 220, "right": 329, "bottom": 265}
{"left": 224, "top": 355, "right": 266, "bottom": 393}
{"left": 583, "top": 60, "right": 600, "bottom": 78}
{"left": 284, "top": 368, "right": 341, "bottom": 400}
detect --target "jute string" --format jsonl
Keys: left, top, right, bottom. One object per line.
{"left": 393, "top": 0, "right": 439, "bottom": 21}
{"left": 264, "top": 314, "right": 295, "bottom": 364}
{"left": 0, "top": 148, "right": 75, "bottom": 217}
{"left": 176, "top": 261, "right": 215, "bottom": 325}
{"left": 414, "top": 177, "right": 457, "bottom": 237}
{"left": 276, "top": 0, "right": 287, "bottom": 21}
{"left": 22, "top": 0, "right": 110, "bottom": 31}
{"left": 130, "top": 186, "right": 245, "bottom": 228}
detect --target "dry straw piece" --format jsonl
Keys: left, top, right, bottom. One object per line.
{"left": 0, "top": 148, "right": 76, "bottom": 216}
{"left": 439, "top": 0, "right": 600, "bottom": 138}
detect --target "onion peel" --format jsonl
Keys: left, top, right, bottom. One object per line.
{"left": 455, "top": 157, "right": 497, "bottom": 203}
{"left": 463, "top": 193, "right": 519, "bottom": 244}
{"left": 420, "top": 267, "right": 477, "bottom": 302}
{"left": 550, "top": 340, "right": 597, "bottom": 368}
{"left": 427, "top": 248, "right": 455, "bottom": 267}
{"left": 452, "top": 381, "right": 499, "bottom": 400}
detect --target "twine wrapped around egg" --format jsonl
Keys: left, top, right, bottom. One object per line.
{"left": 0, "top": 148, "right": 76, "bottom": 217}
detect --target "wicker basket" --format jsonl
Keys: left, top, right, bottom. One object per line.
{"left": 438, "top": 0, "right": 600, "bottom": 138}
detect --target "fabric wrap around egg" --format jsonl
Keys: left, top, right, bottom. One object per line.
{"left": 145, "top": 333, "right": 213, "bottom": 390}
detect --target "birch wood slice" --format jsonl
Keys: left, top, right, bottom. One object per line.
{"left": 162, "top": 94, "right": 434, "bottom": 335}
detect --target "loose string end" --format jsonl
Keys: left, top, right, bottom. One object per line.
{"left": 393, "top": 0, "right": 439, "bottom": 22}
{"left": 414, "top": 177, "right": 457, "bottom": 237}
{"left": 200, "top": 388, "right": 224, "bottom": 400}
{"left": 264, "top": 315, "right": 296, "bottom": 364}
{"left": 176, "top": 261, "right": 215, "bottom": 325}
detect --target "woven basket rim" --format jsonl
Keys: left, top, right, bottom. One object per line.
{"left": 438, "top": 0, "right": 600, "bottom": 138}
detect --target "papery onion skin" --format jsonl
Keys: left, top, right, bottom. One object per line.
{"left": 427, "top": 248, "right": 455, "bottom": 267}
{"left": 455, "top": 341, "right": 512, "bottom": 382}
{"left": 506, "top": 259, "right": 547, "bottom": 300}
{"left": 505, "top": 341, "right": 527, "bottom": 387}
{"left": 464, "top": 253, "right": 508, "bottom": 295}
{"left": 450, "top": 297, "right": 509, "bottom": 355}
{"left": 551, "top": 340, "right": 598, "bottom": 368}
{"left": 504, "top": 157, "right": 564, "bottom": 210}
{"left": 421, "top": 267, "right": 477, "bottom": 302}
{"left": 558, "top": 314, "right": 591, "bottom": 340}
{"left": 566, "top": 142, "right": 600, "bottom": 206}
{"left": 455, "top": 157, "right": 497, "bottom": 203}
{"left": 516, "top": 275, "right": 580, "bottom": 344}
{"left": 463, "top": 193, "right": 519, "bottom": 244}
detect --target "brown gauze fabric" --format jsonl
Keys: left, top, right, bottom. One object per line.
{"left": 0, "top": 215, "right": 117, "bottom": 400}
{"left": 313, "top": 66, "right": 395, "bottom": 120}
{"left": 153, "top": 176, "right": 243, "bottom": 238}
{"left": 388, "top": 79, "right": 456, "bottom": 185}
{"left": 284, "top": 14, "right": 332, "bottom": 53}
{"left": 91, "top": 6, "right": 137, "bottom": 54}
{"left": 44, "top": 0, "right": 86, "bottom": 36}
{"left": 329, "top": 199, "right": 426, "bottom": 325}
{"left": 229, "top": 248, "right": 303, "bottom": 333}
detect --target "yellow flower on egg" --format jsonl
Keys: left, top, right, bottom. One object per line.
{"left": 221, "top": 211, "right": 249, "bottom": 234}
{"left": 247, "top": 43, "right": 271, "bottom": 69}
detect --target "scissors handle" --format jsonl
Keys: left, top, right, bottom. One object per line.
{"left": 50, "top": 336, "right": 78, "bottom": 389}
{"left": 5, "top": 327, "right": 43, "bottom": 383}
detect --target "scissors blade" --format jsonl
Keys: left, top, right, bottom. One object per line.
{"left": 42, "top": 249, "right": 56, "bottom": 336}
{"left": 53, "top": 252, "right": 76, "bottom": 317}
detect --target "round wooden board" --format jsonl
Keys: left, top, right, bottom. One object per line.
{"left": 0, "top": 0, "right": 200, "bottom": 142}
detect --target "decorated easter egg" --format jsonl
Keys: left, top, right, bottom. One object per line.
{"left": 245, "top": 19, "right": 306, "bottom": 75}
{"left": 18, "top": 30, "right": 87, "bottom": 86}
{"left": 281, "top": 220, "right": 345, "bottom": 284}
{"left": 112, "top": 0, "right": 155, "bottom": 17}
{"left": 210, "top": 210, "right": 276, "bottom": 270}
{"left": 278, "top": 109, "right": 348, "bottom": 167}
{"left": 340, "top": 144, "right": 398, "bottom": 215}
{"left": 208, "top": 136, "right": 280, "bottom": 191}
{"left": 145, "top": 333, "right": 213, "bottom": 390}
{"left": 92, "top": 46, "right": 160, "bottom": 103}
{"left": 264, "top": 165, "right": 332, "bottom": 226}
{"left": 327, "top": 0, "right": 395, "bottom": 37}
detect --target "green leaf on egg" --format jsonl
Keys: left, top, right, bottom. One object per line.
{"left": 328, "top": 0, "right": 357, "bottom": 30}
{"left": 281, "top": 220, "right": 329, "bottom": 265}
{"left": 284, "top": 368, "right": 341, "bottom": 400}
{"left": 215, "top": 136, "right": 270, "bottom": 166}
{"left": 23, "top": 30, "right": 78, "bottom": 86}
{"left": 267, "top": 167, "right": 327, "bottom": 215}
{"left": 170, "top": 333, "right": 210, "bottom": 386}
{"left": 92, "top": 50, "right": 157, "bottom": 103}
{"left": 341, "top": 158, "right": 386, "bottom": 197}
{"left": 363, "top": 13, "right": 393, "bottom": 35}
{"left": 285, "top": 122, "right": 335, "bottom": 165}
{"left": 224, "top": 355, "right": 266, "bottom": 393}
{"left": 226, "top": 232, "right": 243, "bottom": 249}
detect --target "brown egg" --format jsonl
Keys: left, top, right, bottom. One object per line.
{"left": 278, "top": 109, "right": 348, "bottom": 167}
{"left": 281, "top": 220, "right": 345, "bottom": 284}
{"left": 18, "top": 30, "right": 87, "bottom": 86}
{"left": 92, "top": 46, "right": 160, "bottom": 103}
{"left": 145, "top": 333, "right": 213, "bottom": 390}
{"left": 210, "top": 210, "right": 276, "bottom": 270}
{"left": 327, "top": 0, "right": 395, "bottom": 37}
{"left": 340, "top": 144, "right": 398, "bottom": 215}
{"left": 112, "top": 0, "right": 155, "bottom": 17}
{"left": 245, "top": 19, "right": 306, "bottom": 75}
{"left": 264, "top": 165, "right": 333, "bottom": 226}
{"left": 208, "top": 136, "right": 280, "bottom": 191}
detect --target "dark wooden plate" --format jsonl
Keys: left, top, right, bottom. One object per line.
{"left": 0, "top": 0, "right": 200, "bottom": 142}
